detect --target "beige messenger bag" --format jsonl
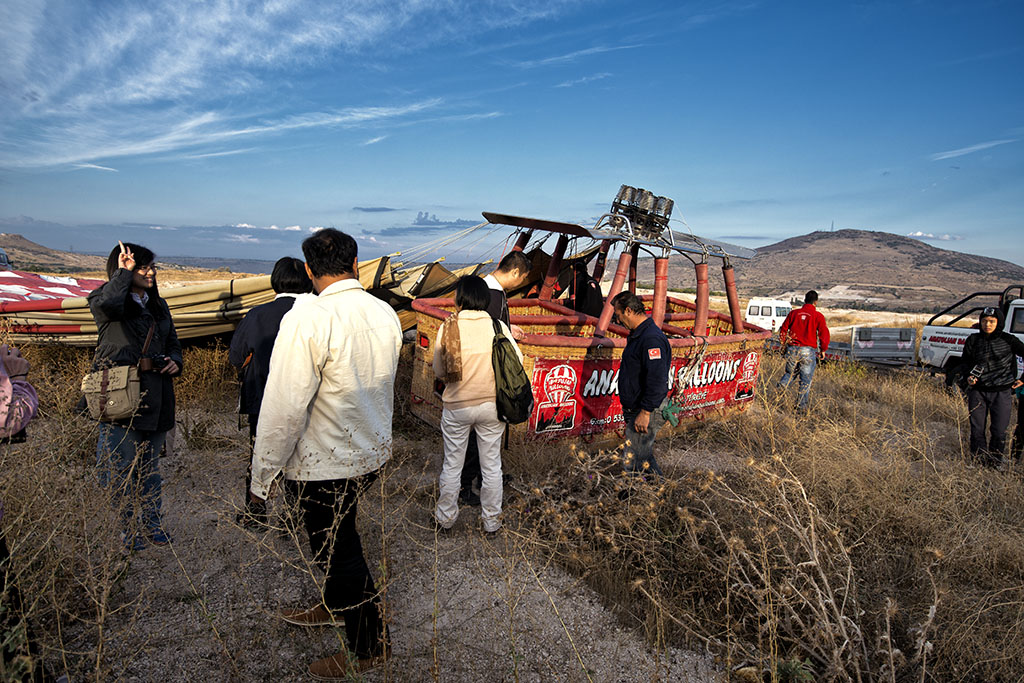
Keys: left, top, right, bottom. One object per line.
{"left": 81, "top": 322, "right": 154, "bottom": 422}
{"left": 81, "top": 365, "right": 141, "bottom": 421}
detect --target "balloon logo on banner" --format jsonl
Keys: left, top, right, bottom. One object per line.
{"left": 739, "top": 352, "right": 760, "bottom": 383}
{"left": 543, "top": 364, "right": 578, "bottom": 404}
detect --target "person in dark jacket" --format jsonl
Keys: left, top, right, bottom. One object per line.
{"left": 228, "top": 257, "right": 312, "bottom": 527}
{"left": 89, "top": 241, "right": 182, "bottom": 550}
{"left": 569, "top": 261, "right": 604, "bottom": 318}
{"left": 960, "top": 306, "right": 1024, "bottom": 467}
{"left": 612, "top": 291, "right": 671, "bottom": 477}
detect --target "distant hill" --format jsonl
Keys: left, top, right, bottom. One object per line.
{"left": 637, "top": 229, "right": 1024, "bottom": 312}
{"left": 0, "top": 234, "right": 277, "bottom": 275}
{"left": 0, "top": 233, "right": 107, "bottom": 272}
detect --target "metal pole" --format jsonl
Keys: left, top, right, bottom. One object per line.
{"left": 722, "top": 263, "right": 744, "bottom": 334}
{"left": 693, "top": 261, "right": 709, "bottom": 336}
{"left": 652, "top": 257, "right": 669, "bottom": 328}
{"left": 595, "top": 248, "right": 633, "bottom": 336}
{"left": 592, "top": 239, "right": 612, "bottom": 281}
{"left": 628, "top": 243, "right": 639, "bottom": 293}
{"left": 512, "top": 230, "right": 532, "bottom": 252}
{"left": 539, "top": 234, "right": 569, "bottom": 300}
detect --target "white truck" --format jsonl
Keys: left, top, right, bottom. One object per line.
{"left": 918, "top": 285, "right": 1024, "bottom": 375}
{"left": 745, "top": 297, "right": 791, "bottom": 331}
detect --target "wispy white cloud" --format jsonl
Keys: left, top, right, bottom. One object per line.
{"left": 929, "top": 139, "right": 1017, "bottom": 161}
{"left": 361, "top": 135, "right": 388, "bottom": 146}
{"left": 227, "top": 234, "right": 261, "bottom": 244}
{"left": 180, "top": 148, "right": 257, "bottom": 160}
{"left": 514, "top": 44, "right": 640, "bottom": 68}
{"left": 73, "top": 163, "right": 118, "bottom": 172}
{"left": 1, "top": 1, "right": 591, "bottom": 168}
{"left": 907, "top": 231, "right": 964, "bottom": 241}
{"left": 261, "top": 225, "right": 302, "bottom": 232}
{"left": 1, "top": 100, "right": 443, "bottom": 168}
{"left": 234, "top": 223, "right": 256, "bottom": 229}
{"left": 555, "top": 72, "right": 611, "bottom": 88}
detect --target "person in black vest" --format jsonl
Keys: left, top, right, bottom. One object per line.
{"left": 89, "top": 241, "right": 182, "bottom": 551}
{"left": 612, "top": 291, "right": 670, "bottom": 478}
{"left": 228, "top": 257, "right": 312, "bottom": 527}
{"left": 960, "top": 306, "right": 1024, "bottom": 467}
{"left": 458, "top": 251, "right": 531, "bottom": 505}
{"left": 569, "top": 261, "right": 604, "bottom": 318}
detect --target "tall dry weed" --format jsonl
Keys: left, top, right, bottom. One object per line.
{"left": 512, "top": 355, "right": 1024, "bottom": 682}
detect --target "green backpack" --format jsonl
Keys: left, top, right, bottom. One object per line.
{"left": 491, "top": 319, "right": 534, "bottom": 424}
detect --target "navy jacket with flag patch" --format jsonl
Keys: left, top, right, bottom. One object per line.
{"left": 619, "top": 317, "right": 671, "bottom": 412}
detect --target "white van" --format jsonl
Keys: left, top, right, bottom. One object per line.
{"left": 745, "top": 297, "right": 791, "bottom": 331}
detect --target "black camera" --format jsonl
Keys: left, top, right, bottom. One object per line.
{"left": 139, "top": 355, "right": 170, "bottom": 372}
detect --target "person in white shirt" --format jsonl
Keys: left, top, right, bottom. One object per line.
{"left": 250, "top": 229, "right": 401, "bottom": 680}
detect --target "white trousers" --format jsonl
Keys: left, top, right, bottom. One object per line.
{"left": 435, "top": 401, "right": 505, "bottom": 532}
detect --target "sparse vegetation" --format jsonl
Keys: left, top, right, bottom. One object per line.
{"left": 0, "top": 336, "right": 1022, "bottom": 680}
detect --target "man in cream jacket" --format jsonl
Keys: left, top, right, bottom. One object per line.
{"left": 250, "top": 228, "right": 401, "bottom": 680}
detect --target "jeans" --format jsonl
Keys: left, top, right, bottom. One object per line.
{"left": 622, "top": 400, "right": 667, "bottom": 477}
{"left": 436, "top": 402, "right": 506, "bottom": 532}
{"left": 96, "top": 423, "right": 167, "bottom": 535}
{"left": 967, "top": 388, "right": 1012, "bottom": 466}
{"left": 778, "top": 346, "right": 818, "bottom": 409}
{"left": 294, "top": 474, "right": 387, "bottom": 659}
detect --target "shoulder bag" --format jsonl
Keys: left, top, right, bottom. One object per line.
{"left": 81, "top": 322, "right": 155, "bottom": 422}
{"left": 491, "top": 319, "right": 533, "bottom": 424}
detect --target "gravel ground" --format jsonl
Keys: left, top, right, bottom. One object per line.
{"left": 59, "top": 418, "right": 717, "bottom": 682}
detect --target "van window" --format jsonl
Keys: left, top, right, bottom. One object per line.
{"left": 776, "top": 307, "right": 790, "bottom": 317}
{"left": 748, "top": 305, "right": 758, "bottom": 316}
{"left": 1011, "top": 308, "right": 1024, "bottom": 335}
{"left": 761, "top": 306, "right": 772, "bottom": 316}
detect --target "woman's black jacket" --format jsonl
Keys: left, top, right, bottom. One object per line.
{"left": 87, "top": 269, "right": 183, "bottom": 432}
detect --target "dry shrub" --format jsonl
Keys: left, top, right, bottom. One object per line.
{"left": 0, "top": 341, "right": 155, "bottom": 679}
{"left": 512, "top": 355, "right": 1024, "bottom": 682}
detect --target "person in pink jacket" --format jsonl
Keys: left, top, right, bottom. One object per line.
{"left": 0, "top": 344, "right": 45, "bottom": 681}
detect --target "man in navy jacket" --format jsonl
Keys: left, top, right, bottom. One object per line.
{"left": 612, "top": 291, "right": 670, "bottom": 476}
{"left": 228, "top": 257, "right": 312, "bottom": 526}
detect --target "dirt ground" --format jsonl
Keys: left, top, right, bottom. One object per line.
{"left": 58, "top": 405, "right": 716, "bottom": 682}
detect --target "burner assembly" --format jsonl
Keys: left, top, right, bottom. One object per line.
{"left": 606, "top": 184, "right": 675, "bottom": 245}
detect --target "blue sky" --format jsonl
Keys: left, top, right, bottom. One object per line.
{"left": 1, "top": 0, "right": 1022, "bottom": 267}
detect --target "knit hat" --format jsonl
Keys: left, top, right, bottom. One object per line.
{"left": 979, "top": 306, "right": 1005, "bottom": 330}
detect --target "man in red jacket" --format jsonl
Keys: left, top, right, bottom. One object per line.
{"left": 776, "top": 290, "right": 830, "bottom": 412}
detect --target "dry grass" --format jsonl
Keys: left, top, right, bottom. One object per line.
{"left": 2, "top": 338, "right": 1022, "bottom": 681}
{"left": 513, "top": 356, "right": 1024, "bottom": 681}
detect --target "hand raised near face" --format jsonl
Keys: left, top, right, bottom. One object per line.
{"left": 117, "top": 240, "right": 136, "bottom": 271}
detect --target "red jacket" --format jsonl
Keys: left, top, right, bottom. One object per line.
{"left": 779, "top": 304, "right": 830, "bottom": 352}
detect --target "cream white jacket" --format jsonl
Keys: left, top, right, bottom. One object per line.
{"left": 250, "top": 278, "right": 402, "bottom": 497}
{"left": 433, "top": 309, "right": 523, "bottom": 409}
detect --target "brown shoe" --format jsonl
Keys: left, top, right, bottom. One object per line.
{"left": 279, "top": 605, "right": 338, "bottom": 627}
{"left": 308, "top": 650, "right": 387, "bottom": 680}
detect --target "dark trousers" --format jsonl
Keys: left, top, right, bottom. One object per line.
{"left": 245, "top": 416, "right": 298, "bottom": 520}
{"left": 622, "top": 405, "right": 666, "bottom": 477}
{"left": 245, "top": 419, "right": 266, "bottom": 518}
{"left": 967, "top": 388, "right": 1013, "bottom": 465}
{"left": 294, "top": 474, "right": 386, "bottom": 659}
{"left": 460, "top": 431, "right": 481, "bottom": 493}
{"left": 1013, "top": 394, "right": 1024, "bottom": 461}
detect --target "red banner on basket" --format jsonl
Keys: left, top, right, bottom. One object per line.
{"left": 529, "top": 349, "right": 761, "bottom": 436}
